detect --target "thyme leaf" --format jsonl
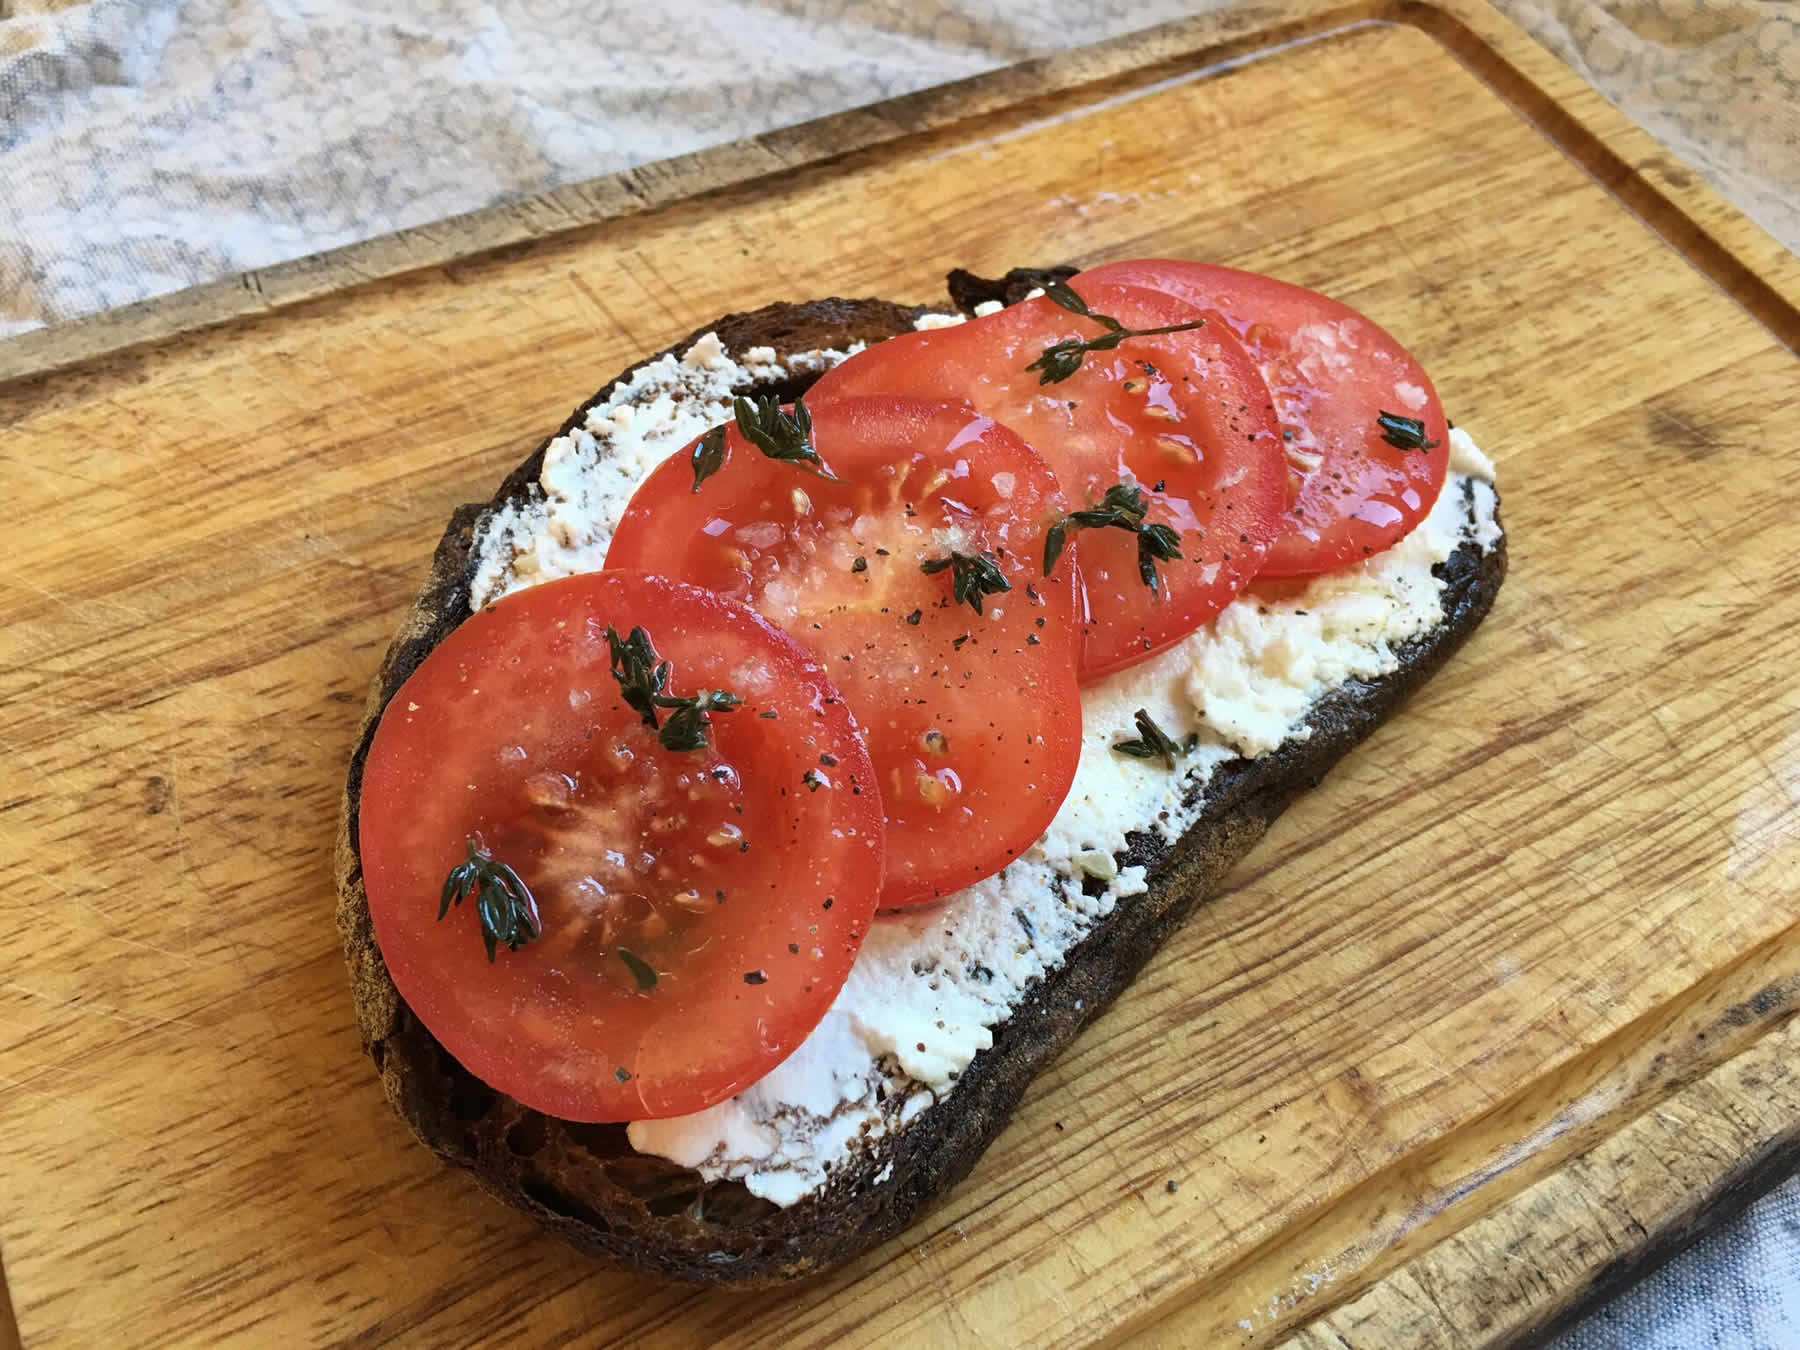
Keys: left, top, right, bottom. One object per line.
{"left": 605, "top": 624, "right": 741, "bottom": 752}
{"left": 1043, "top": 482, "right": 1185, "bottom": 594}
{"left": 1027, "top": 281, "right": 1209, "bottom": 385}
{"left": 733, "top": 394, "right": 834, "bottom": 479}
{"left": 1376, "top": 410, "right": 1440, "bottom": 451}
{"left": 689, "top": 424, "right": 728, "bottom": 492}
{"left": 920, "top": 549, "right": 1012, "bottom": 615}
{"left": 618, "top": 947, "right": 658, "bottom": 991}
{"left": 605, "top": 624, "right": 671, "bottom": 728}
{"left": 439, "top": 840, "right": 541, "bottom": 963}
{"left": 1111, "top": 708, "right": 1187, "bottom": 770}
{"left": 657, "top": 689, "right": 743, "bottom": 753}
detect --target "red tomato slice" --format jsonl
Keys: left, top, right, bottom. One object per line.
{"left": 1078, "top": 260, "right": 1450, "bottom": 577}
{"left": 807, "top": 283, "right": 1285, "bottom": 679}
{"left": 605, "top": 395, "right": 1082, "bottom": 909}
{"left": 357, "top": 571, "right": 883, "bottom": 1122}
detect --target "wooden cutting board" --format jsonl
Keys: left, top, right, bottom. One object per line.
{"left": 4, "top": 2, "right": 1798, "bottom": 1346}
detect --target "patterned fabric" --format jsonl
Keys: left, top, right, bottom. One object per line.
{"left": 1503, "top": 0, "right": 1799, "bottom": 259}
{"left": 1549, "top": 1170, "right": 1800, "bottom": 1350}
{"left": 1, "top": 2, "right": 1796, "bottom": 1345}
{"left": 0, "top": 0, "right": 1223, "bottom": 335}
{"left": 2, "top": 2, "right": 1792, "bottom": 335}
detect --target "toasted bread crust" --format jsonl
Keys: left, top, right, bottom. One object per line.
{"left": 335, "top": 285, "right": 1507, "bottom": 1286}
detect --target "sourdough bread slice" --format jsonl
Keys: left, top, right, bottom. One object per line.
{"left": 335, "top": 276, "right": 1507, "bottom": 1287}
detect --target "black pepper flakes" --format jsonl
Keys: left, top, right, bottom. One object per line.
{"left": 851, "top": 556, "right": 868, "bottom": 573}
{"left": 905, "top": 609, "right": 923, "bottom": 625}
{"left": 743, "top": 970, "right": 768, "bottom": 985}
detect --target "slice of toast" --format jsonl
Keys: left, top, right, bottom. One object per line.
{"left": 334, "top": 274, "right": 1506, "bottom": 1287}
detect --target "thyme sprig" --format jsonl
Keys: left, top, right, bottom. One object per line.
{"left": 687, "top": 395, "right": 836, "bottom": 491}
{"left": 439, "top": 840, "right": 542, "bottom": 963}
{"left": 1376, "top": 411, "right": 1441, "bottom": 451}
{"left": 920, "top": 549, "right": 1012, "bottom": 616}
{"left": 605, "top": 625, "right": 741, "bottom": 752}
{"left": 1043, "top": 482, "right": 1185, "bottom": 594}
{"left": 1111, "top": 709, "right": 1190, "bottom": 770}
{"left": 1026, "top": 280, "right": 1209, "bottom": 384}
{"left": 735, "top": 395, "right": 834, "bottom": 478}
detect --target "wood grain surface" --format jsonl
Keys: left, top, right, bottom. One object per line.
{"left": 3, "top": 3, "right": 1798, "bottom": 1347}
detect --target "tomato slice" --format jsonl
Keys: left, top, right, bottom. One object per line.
{"left": 605, "top": 395, "right": 1082, "bottom": 909}
{"left": 1078, "top": 260, "right": 1450, "bottom": 577}
{"left": 806, "top": 283, "right": 1285, "bottom": 679}
{"left": 357, "top": 571, "right": 883, "bottom": 1122}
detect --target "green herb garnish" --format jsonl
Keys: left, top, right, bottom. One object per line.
{"left": 1026, "top": 280, "right": 1209, "bottom": 384}
{"left": 733, "top": 394, "right": 834, "bottom": 479}
{"left": 1376, "top": 411, "right": 1440, "bottom": 451}
{"left": 689, "top": 425, "right": 728, "bottom": 492}
{"left": 439, "top": 840, "right": 541, "bottom": 963}
{"left": 1043, "top": 482, "right": 1185, "bottom": 594}
{"left": 1111, "top": 708, "right": 1187, "bottom": 769}
{"left": 920, "top": 549, "right": 1011, "bottom": 616}
{"left": 618, "top": 947, "right": 658, "bottom": 991}
{"left": 605, "top": 624, "right": 741, "bottom": 752}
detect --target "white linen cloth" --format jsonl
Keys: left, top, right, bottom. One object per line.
{"left": 1, "top": 2, "right": 1796, "bottom": 1345}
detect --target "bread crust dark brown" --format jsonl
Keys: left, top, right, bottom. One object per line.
{"left": 335, "top": 283, "right": 1507, "bottom": 1287}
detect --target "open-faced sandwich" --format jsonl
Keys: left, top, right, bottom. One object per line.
{"left": 336, "top": 261, "right": 1506, "bottom": 1285}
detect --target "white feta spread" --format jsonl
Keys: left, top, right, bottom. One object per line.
{"left": 468, "top": 333, "right": 1503, "bottom": 1207}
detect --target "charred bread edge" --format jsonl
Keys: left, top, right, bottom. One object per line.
{"left": 334, "top": 282, "right": 1507, "bottom": 1287}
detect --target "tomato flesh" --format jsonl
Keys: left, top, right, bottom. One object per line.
{"left": 357, "top": 571, "right": 883, "bottom": 1122}
{"left": 605, "top": 395, "right": 1083, "bottom": 908}
{"left": 1078, "top": 260, "right": 1450, "bottom": 577}
{"left": 807, "top": 283, "right": 1285, "bottom": 679}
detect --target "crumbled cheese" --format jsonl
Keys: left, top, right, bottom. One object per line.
{"left": 912, "top": 295, "right": 1030, "bottom": 330}
{"left": 466, "top": 334, "right": 864, "bottom": 608}
{"left": 468, "top": 338, "right": 1502, "bottom": 1208}
{"left": 1180, "top": 475, "right": 1493, "bottom": 758}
